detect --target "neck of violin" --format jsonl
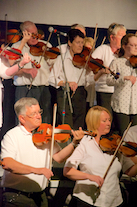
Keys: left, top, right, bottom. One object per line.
{"left": 90, "top": 58, "right": 105, "bottom": 69}
{"left": 54, "top": 129, "right": 71, "bottom": 134}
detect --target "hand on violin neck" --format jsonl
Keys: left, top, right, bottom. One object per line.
{"left": 71, "top": 127, "right": 84, "bottom": 144}
{"left": 94, "top": 68, "right": 110, "bottom": 81}
{"left": 20, "top": 53, "right": 31, "bottom": 66}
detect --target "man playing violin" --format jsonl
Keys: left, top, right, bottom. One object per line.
{"left": 1, "top": 97, "right": 84, "bottom": 207}
{"left": 90, "top": 23, "right": 126, "bottom": 115}
{"left": 12, "top": 21, "right": 53, "bottom": 124}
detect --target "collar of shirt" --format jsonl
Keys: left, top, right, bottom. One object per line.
{"left": 18, "top": 123, "right": 32, "bottom": 136}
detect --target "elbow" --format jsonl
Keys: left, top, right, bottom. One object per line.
{"left": 125, "top": 165, "right": 137, "bottom": 177}
{"left": 63, "top": 167, "right": 70, "bottom": 178}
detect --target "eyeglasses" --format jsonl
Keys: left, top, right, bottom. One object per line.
{"left": 26, "top": 109, "right": 43, "bottom": 118}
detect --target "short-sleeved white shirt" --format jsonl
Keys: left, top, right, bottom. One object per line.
{"left": 91, "top": 44, "right": 116, "bottom": 93}
{"left": 65, "top": 136, "right": 134, "bottom": 207}
{"left": 1, "top": 124, "right": 61, "bottom": 192}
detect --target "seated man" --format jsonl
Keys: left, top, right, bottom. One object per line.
{"left": 1, "top": 97, "right": 83, "bottom": 207}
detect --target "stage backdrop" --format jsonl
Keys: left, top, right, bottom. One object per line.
{"left": 0, "top": 0, "right": 137, "bottom": 29}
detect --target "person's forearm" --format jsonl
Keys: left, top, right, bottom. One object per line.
{"left": 53, "top": 143, "right": 75, "bottom": 163}
{"left": 94, "top": 70, "right": 103, "bottom": 81}
{"left": 6, "top": 63, "right": 21, "bottom": 76}
{"left": 126, "top": 164, "right": 137, "bottom": 177}
{"left": 63, "top": 167, "right": 88, "bottom": 181}
{"left": 3, "top": 157, "right": 37, "bottom": 174}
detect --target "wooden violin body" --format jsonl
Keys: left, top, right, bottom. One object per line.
{"left": 32, "top": 123, "right": 97, "bottom": 146}
{"left": 0, "top": 47, "right": 22, "bottom": 60}
{"left": 29, "top": 42, "right": 60, "bottom": 60}
{"left": 0, "top": 47, "right": 41, "bottom": 68}
{"left": 100, "top": 133, "right": 137, "bottom": 157}
{"left": 7, "top": 29, "right": 42, "bottom": 43}
{"left": 32, "top": 123, "right": 72, "bottom": 146}
{"left": 73, "top": 47, "right": 119, "bottom": 79}
{"left": 129, "top": 55, "right": 137, "bottom": 68}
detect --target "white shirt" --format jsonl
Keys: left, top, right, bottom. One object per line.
{"left": 49, "top": 50, "right": 87, "bottom": 88}
{"left": 124, "top": 125, "right": 137, "bottom": 143}
{"left": 106, "top": 57, "right": 137, "bottom": 114}
{"left": 91, "top": 44, "right": 116, "bottom": 93}
{"left": 1, "top": 124, "right": 61, "bottom": 192}
{"left": 12, "top": 40, "right": 52, "bottom": 86}
{"left": 65, "top": 136, "right": 134, "bottom": 207}
{"left": 0, "top": 59, "right": 13, "bottom": 127}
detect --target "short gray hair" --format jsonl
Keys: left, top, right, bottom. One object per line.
{"left": 20, "top": 21, "right": 36, "bottom": 32}
{"left": 71, "top": 24, "right": 85, "bottom": 31}
{"left": 107, "top": 23, "right": 126, "bottom": 41}
{"left": 14, "top": 97, "right": 39, "bottom": 117}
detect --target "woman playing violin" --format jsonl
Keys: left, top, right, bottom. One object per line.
{"left": 106, "top": 33, "right": 137, "bottom": 136}
{"left": 0, "top": 49, "right": 31, "bottom": 128}
{"left": 49, "top": 29, "right": 89, "bottom": 130}
{"left": 64, "top": 105, "right": 137, "bottom": 207}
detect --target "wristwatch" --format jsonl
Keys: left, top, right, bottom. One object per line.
{"left": 18, "top": 63, "right": 24, "bottom": 70}
{"left": 71, "top": 141, "right": 79, "bottom": 149}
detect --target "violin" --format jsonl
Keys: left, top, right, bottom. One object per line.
{"left": 0, "top": 47, "right": 41, "bottom": 68}
{"left": 0, "top": 47, "right": 22, "bottom": 60}
{"left": 73, "top": 46, "right": 90, "bottom": 69}
{"left": 7, "top": 29, "right": 42, "bottom": 43}
{"left": 73, "top": 47, "right": 120, "bottom": 79}
{"left": 129, "top": 55, "right": 137, "bottom": 68}
{"left": 29, "top": 42, "right": 60, "bottom": 60}
{"left": 32, "top": 123, "right": 97, "bottom": 146}
{"left": 99, "top": 133, "right": 137, "bottom": 157}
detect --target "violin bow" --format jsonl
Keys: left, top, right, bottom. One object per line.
{"left": 38, "top": 30, "right": 53, "bottom": 65}
{"left": 46, "top": 103, "right": 57, "bottom": 187}
{"left": 28, "top": 30, "right": 53, "bottom": 91}
{"left": 71, "top": 23, "right": 98, "bottom": 98}
{"left": 93, "top": 121, "right": 132, "bottom": 204}
{"left": 101, "top": 36, "right": 106, "bottom": 45}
